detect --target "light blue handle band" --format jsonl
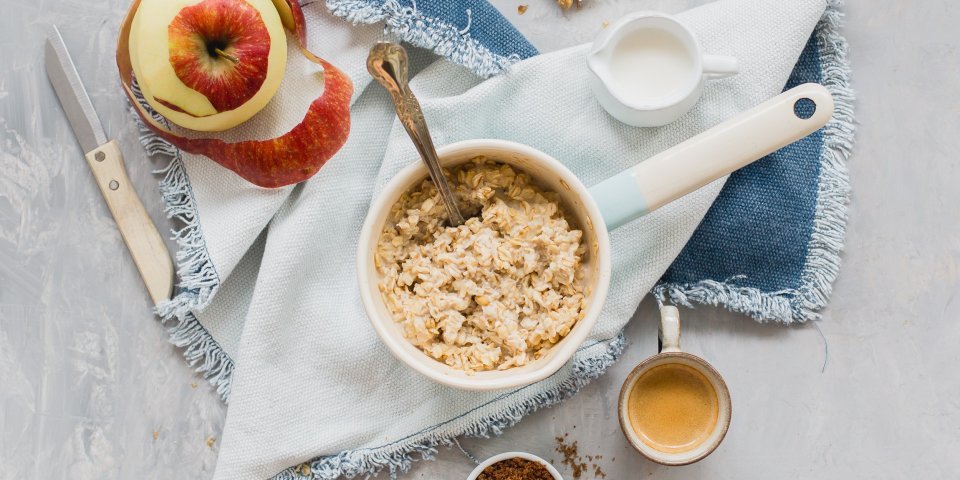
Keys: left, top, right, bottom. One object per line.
{"left": 588, "top": 170, "right": 651, "bottom": 230}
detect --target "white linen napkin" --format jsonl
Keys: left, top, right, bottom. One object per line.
{"left": 144, "top": 1, "right": 830, "bottom": 478}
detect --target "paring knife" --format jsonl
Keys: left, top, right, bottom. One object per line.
{"left": 45, "top": 26, "right": 174, "bottom": 306}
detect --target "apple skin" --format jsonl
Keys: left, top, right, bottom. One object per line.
{"left": 118, "top": 0, "right": 354, "bottom": 188}
{"left": 130, "top": 0, "right": 287, "bottom": 131}
{"left": 153, "top": 65, "right": 352, "bottom": 188}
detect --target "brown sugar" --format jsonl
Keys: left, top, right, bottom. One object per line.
{"left": 477, "top": 457, "right": 554, "bottom": 480}
{"left": 555, "top": 434, "right": 606, "bottom": 479}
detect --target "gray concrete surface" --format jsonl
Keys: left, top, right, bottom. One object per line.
{"left": 1, "top": 0, "right": 958, "bottom": 478}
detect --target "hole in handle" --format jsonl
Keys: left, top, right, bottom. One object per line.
{"left": 793, "top": 98, "right": 816, "bottom": 119}
{"left": 109, "top": 180, "right": 119, "bottom": 190}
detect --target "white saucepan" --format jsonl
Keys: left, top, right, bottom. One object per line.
{"left": 357, "top": 83, "right": 834, "bottom": 390}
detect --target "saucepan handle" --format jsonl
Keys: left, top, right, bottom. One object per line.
{"left": 590, "top": 83, "right": 834, "bottom": 230}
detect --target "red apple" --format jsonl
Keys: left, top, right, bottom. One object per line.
{"left": 118, "top": 0, "right": 353, "bottom": 188}
{"left": 129, "top": 0, "right": 287, "bottom": 131}
{"left": 167, "top": 0, "right": 271, "bottom": 112}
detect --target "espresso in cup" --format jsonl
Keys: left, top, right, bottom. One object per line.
{"left": 618, "top": 307, "right": 731, "bottom": 465}
{"left": 626, "top": 362, "right": 719, "bottom": 453}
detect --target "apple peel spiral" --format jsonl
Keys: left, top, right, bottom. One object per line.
{"left": 117, "top": 0, "right": 353, "bottom": 188}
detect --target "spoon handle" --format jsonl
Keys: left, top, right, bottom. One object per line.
{"left": 367, "top": 43, "right": 465, "bottom": 226}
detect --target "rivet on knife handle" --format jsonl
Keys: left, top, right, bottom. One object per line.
{"left": 84, "top": 140, "right": 175, "bottom": 305}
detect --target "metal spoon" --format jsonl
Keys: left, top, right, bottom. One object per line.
{"left": 367, "top": 42, "right": 465, "bottom": 227}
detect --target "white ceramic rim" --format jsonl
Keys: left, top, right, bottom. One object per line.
{"left": 357, "top": 139, "right": 612, "bottom": 391}
{"left": 587, "top": 11, "right": 705, "bottom": 110}
{"left": 466, "top": 452, "right": 563, "bottom": 480}
{"left": 617, "top": 352, "right": 732, "bottom": 465}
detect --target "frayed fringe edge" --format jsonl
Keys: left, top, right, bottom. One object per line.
{"left": 165, "top": 312, "right": 234, "bottom": 401}
{"left": 325, "top": 0, "right": 525, "bottom": 78}
{"left": 130, "top": 82, "right": 232, "bottom": 401}
{"left": 653, "top": 0, "right": 855, "bottom": 324}
{"left": 274, "top": 333, "right": 626, "bottom": 480}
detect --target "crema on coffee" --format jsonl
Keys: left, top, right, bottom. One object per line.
{"left": 626, "top": 363, "right": 719, "bottom": 453}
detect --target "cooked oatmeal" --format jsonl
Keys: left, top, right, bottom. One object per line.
{"left": 376, "top": 158, "right": 587, "bottom": 372}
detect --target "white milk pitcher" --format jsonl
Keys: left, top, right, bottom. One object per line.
{"left": 588, "top": 12, "right": 739, "bottom": 127}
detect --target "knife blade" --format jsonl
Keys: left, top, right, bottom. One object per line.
{"left": 44, "top": 27, "right": 108, "bottom": 154}
{"left": 45, "top": 25, "right": 174, "bottom": 306}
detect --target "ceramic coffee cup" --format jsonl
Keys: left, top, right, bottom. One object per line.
{"left": 618, "top": 306, "right": 731, "bottom": 465}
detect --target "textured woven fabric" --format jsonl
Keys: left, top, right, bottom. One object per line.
{"left": 656, "top": 15, "right": 853, "bottom": 322}
{"left": 135, "top": 0, "right": 846, "bottom": 478}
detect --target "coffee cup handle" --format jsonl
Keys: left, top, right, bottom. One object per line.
{"left": 659, "top": 306, "right": 681, "bottom": 353}
{"left": 702, "top": 55, "right": 739, "bottom": 79}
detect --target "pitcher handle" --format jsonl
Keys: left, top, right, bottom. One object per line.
{"left": 703, "top": 54, "right": 739, "bottom": 79}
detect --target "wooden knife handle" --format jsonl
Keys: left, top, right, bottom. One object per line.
{"left": 84, "top": 140, "right": 174, "bottom": 306}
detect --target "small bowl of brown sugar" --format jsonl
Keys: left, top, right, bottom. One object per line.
{"left": 467, "top": 452, "right": 562, "bottom": 480}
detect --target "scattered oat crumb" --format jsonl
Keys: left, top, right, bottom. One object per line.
{"left": 517, "top": 4, "right": 528, "bottom": 14}
{"left": 190, "top": 382, "right": 198, "bottom": 388}
{"left": 299, "top": 464, "right": 312, "bottom": 476}
{"left": 602, "top": 20, "right": 610, "bottom": 28}
{"left": 152, "top": 431, "right": 159, "bottom": 441}
{"left": 557, "top": 0, "right": 572, "bottom": 9}
{"left": 206, "top": 437, "right": 216, "bottom": 448}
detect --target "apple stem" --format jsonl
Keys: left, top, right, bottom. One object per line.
{"left": 214, "top": 48, "right": 239, "bottom": 64}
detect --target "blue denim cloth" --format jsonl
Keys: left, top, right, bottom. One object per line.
{"left": 327, "top": 0, "right": 537, "bottom": 77}
{"left": 406, "top": 0, "right": 538, "bottom": 60}
{"left": 662, "top": 37, "right": 823, "bottom": 293}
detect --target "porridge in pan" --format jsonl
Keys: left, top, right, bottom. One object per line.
{"left": 375, "top": 157, "right": 587, "bottom": 372}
